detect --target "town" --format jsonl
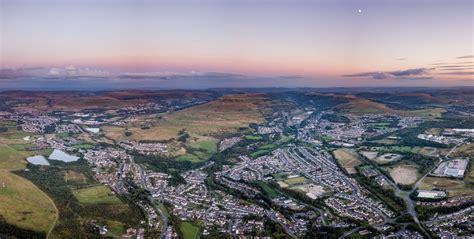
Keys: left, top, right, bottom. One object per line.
{"left": 0, "top": 89, "right": 472, "bottom": 239}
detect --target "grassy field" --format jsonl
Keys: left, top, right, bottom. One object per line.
{"left": 180, "top": 222, "right": 200, "bottom": 239}
{"left": 250, "top": 143, "right": 277, "bottom": 158}
{"left": 191, "top": 140, "right": 217, "bottom": 154}
{"left": 338, "top": 98, "right": 445, "bottom": 118}
{"left": 0, "top": 121, "right": 59, "bottom": 234}
{"left": 371, "top": 138, "right": 399, "bottom": 145}
{"left": 0, "top": 170, "right": 57, "bottom": 233}
{"left": 0, "top": 144, "right": 27, "bottom": 171}
{"left": 451, "top": 143, "right": 474, "bottom": 159}
{"left": 284, "top": 176, "right": 307, "bottom": 185}
{"left": 250, "top": 149, "right": 272, "bottom": 158}
{"left": 258, "top": 181, "right": 279, "bottom": 198}
{"left": 0, "top": 121, "right": 32, "bottom": 144}
{"left": 72, "top": 143, "right": 95, "bottom": 150}
{"left": 272, "top": 173, "right": 286, "bottom": 181}
{"left": 8, "top": 143, "right": 37, "bottom": 151}
{"left": 105, "top": 220, "right": 126, "bottom": 237}
{"left": 0, "top": 144, "right": 52, "bottom": 171}
{"left": 468, "top": 159, "right": 474, "bottom": 184}
{"left": 245, "top": 135, "right": 263, "bottom": 140}
{"left": 333, "top": 149, "right": 362, "bottom": 174}
{"left": 176, "top": 154, "right": 202, "bottom": 162}
{"left": 72, "top": 185, "right": 122, "bottom": 205}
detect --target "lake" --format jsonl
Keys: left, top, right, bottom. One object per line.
{"left": 48, "top": 149, "right": 79, "bottom": 162}
{"left": 26, "top": 155, "right": 50, "bottom": 165}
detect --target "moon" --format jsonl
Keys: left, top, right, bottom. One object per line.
{"left": 358, "top": 9, "right": 362, "bottom": 13}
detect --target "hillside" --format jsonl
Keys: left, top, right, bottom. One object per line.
{"left": 103, "top": 93, "right": 287, "bottom": 162}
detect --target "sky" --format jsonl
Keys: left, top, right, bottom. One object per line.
{"left": 0, "top": 0, "right": 473, "bottom": 89}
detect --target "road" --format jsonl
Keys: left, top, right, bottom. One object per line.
{"left": 388, "top": 143, "right": 459, "bottom": 238}
{"left": 339, "top": 227, "right": 361, "bottom": 239}
{"left": 354, "top": 144, "right": 459, "bottom": 239}
{"left": 136, "top": 162, "right": 169, "bottom": 239}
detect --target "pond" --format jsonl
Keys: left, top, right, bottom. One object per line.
{"left": 48, "top": 149, "right": 79, "bottom": 162}
{"left": 26, "top": 155, "right": 50, "bottom": 166}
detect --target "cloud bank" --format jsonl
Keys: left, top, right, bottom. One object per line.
{"left": 342, "top": 68, "right": 433, "bottom": 80}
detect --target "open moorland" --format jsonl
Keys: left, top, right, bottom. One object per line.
{"left": 336, "top": 96, "right": 446, "bottom": 118}
{"left": 103, "top": 94, "right": 271, "bottom": 141}
{"left": 0, "top": 121, "right": 58, "bottom": 235}
{"left": 103, "top": 93, "right": 286, "bottom": 162}
{"left": 0, "top": 90, "right": 215, "bottom": 112}
{"left": 0, "top": 171, "right": 57, "bottom": 233}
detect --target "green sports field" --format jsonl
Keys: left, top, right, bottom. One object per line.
{"left": 72, "top": 185, "right": 122, "bottom": 205}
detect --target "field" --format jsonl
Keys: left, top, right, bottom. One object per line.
{"left": 104, "top": 220, "right": 126, "bottom": 237}
{"left": 180, "top": 222, "right": 200, "bottom": 239}
{"left": 245, "top": 135, "right": 263, "bottom": 140}
{"left": 250, "top": 144, "right": 277, "bottom": 158}
{"left": 388, "top": 164, "right": 419, "bottom": 185}
{"left": 63, "top": 170, "right": 87, "bottom": 184}
{"left": 258, "top": 181, "right": 279, "bottom": 198}
{"left": 337, "top": 97, "right": 445, "bottom": 118}
{"left": 0, "top": 121, "right": 58, "bottom": 234}
{"left": 72, "top": 185, "right": 122, "bottom": 205}
{"left": 72, "top": 143, "right": 94, "bottom": 150}
{"left": 284, "top": 176, "right": 307, "bottom": 185}
{"left": 360, "top": 151, "right": 378, "bottom": 160}
{"left": 190, "top": 140, "right": 217, "bottom": 153}
{"left": 0, "top": 170, "right": 57, "bottom": 233}
{"left": 451, "top": 143, "right": 474, "bottom": 159}
{"left": 333, "top": 149, "right": 362, "bottom": 174}
{"left": 0, "top": 121, "right": 32, "bottom": 144}
{"left": 0, "top": 144, "right": 28, "bottom": 171}
{"left": 371, "top": 138, "right": 399, "bottom": 145}
{"left": 468, "top": 159, "right": 474, "bottom": 184}
{"left": 419, "top": 175, "right": 474, "bottom": 196}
